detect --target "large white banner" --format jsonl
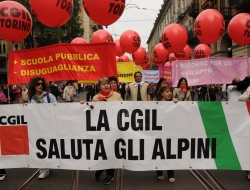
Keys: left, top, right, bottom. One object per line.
{"left": 0, "top": 102, "right": 250, "bottom": 171}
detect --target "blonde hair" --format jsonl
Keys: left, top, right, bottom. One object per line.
{"left": 97, "top": 77, "right": 110, "bottom": 88}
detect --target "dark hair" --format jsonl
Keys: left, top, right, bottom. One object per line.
{"left": 66, "top": 80, "right": 73, "bottom": 85}
{"left": 177, "top": 77, "right": 189, "bottom": 89}
{"left": 28, "top": 76, "right": 50, "bottom": 100}
{"left": 108, "top": 76, "right": 118, "bottom": 83}
{"left": 156, "top": 78, "right": 166, "bottom": 86}
{"left": 232, "top": 78, "right": 240, "bottom": 85}
{"left": 134, "top": 71, "right": 142, "bottom": 78}
{"left": 156, "top": 84, "right": 173, "bottom": 101}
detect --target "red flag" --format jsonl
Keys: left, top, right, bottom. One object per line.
{"left": 8, "top": 43, "right": 117, "bottom": 84}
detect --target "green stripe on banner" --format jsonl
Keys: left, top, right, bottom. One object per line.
{"left": 197, "top": 102, "right": 241, "bottom": 170}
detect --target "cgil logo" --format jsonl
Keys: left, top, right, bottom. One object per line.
{"left": 0, "top": 115, "right": 29, "bottom": 155}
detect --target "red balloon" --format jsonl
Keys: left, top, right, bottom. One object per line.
{"left": 140, "top": 53, "right": 149, "bottom": 65}
{"left": 114, "top": 39, "right": 125, "bottom": 57}
{"left": 29, "top": 0, "right": 73, "bottom": 27}
{"left": 120, "top": 30, "right": 141, "bottom": 53}
{"left": 0, "top": 1, "right": 32, "bottom": 42}
{"left": 164, "top": 62, "right": 171, "bottom": 68}
{"left": 118, "top": 55, "right": 129, "bottom": 62}
{"left": 153, "top": 43, "right": 169, "bottom": 62}
{"left": 161, "top": 23, "right": 188, "bottom": 53}
{"left": 71, "top": 37, "right": 88, "bottom": 44}
{"left": 169, "top": 53, "right": 177, "bottom": 63}
{"left": 152, "top": 57, "right": 164, "bottom": 67}
{"left": 174, "top": 44, "right": 192, "bottom": 60}
{"left": 194, "top": 44, "right": 211, "bottom": 59}
{"left": 132, "top": 47, "right": 146, "bottom": 64}
{"left": 228, "top": 13, "right": 250, "bottom": 46}
{"left": 142, "top": 63, "right": 150, "bottom": 70}
{"left": 83, "top": 0, "right": 125, "bottom": 26}
{"left": 91, "top": 30, "right": 113, "bottom": 43}
{"left": 194, "top": 9, "right": 225, "bottom": 44}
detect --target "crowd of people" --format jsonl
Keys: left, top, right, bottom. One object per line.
{"left": 1, "top": 72, "right": 250, "bottom": 184}
{"left": 0, "top": 81, "right": 102, "bottom": 104}
{"left": 0, "top": 78, "right": 237, "bottom": 105}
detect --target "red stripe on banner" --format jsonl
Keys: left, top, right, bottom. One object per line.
{"left": 0, "top": 125, "right": 29, "bottom": 155}
{"left": 246, "top": 102, "right": 250, "bottom": 116}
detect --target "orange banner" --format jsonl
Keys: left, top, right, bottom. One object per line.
{"left": 8, "top": 43, "right": 117, "bottom": 85}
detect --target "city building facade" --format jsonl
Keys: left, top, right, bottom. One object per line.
{"left": 79, "top": 1, "right": 103, "bottom": 43}
{"left": 147, "top": 0, "right": 250, "bottom": 68}
{"left": 0, "top": 41, "right": 21, "bottom": 84}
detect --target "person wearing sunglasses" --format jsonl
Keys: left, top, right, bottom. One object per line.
{"left": 28, "top": 76, "right": 57, "bottom": 104}
{"left": 27, "top": 76, "right": 57, "bottom": 179}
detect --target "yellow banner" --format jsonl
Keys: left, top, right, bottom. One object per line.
{"left": 78, "top": 80, "right": 98, "bottom": 84}
{"left": 117, "top": 62, "right": 135, "bottom": 82}
{"left": 79, "top": 62, "right": 142, "bottom": 83}
{"left": 135, "top": 65, "right": 142, "bottom": 73}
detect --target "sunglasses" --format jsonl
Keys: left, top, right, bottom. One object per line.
{"left": 36, "top": 83, "right": 44, "bottom": 86}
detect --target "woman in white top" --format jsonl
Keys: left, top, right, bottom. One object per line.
{"left": 28, "top": 76, "right": 57, "bottom": 179}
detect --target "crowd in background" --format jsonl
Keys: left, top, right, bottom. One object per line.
{"left": 0, "top": 80, "right": 235, "bottom": 104}
{"left": 0, "top": 81, "right": 109, "bottom": 104}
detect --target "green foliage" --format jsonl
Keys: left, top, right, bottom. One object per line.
{"left": 15, "top": 0, "right": 84, "bottom": 48}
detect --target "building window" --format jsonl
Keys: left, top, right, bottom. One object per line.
{"left": 14, "top": 44, "right": 19, "bottom": 50}
{"left": 221, "top": 0, "right": 236, "bottom": 7}
{"left": 213, "top": 42, "right": 217, "bottom": 53}
{"left": 0, "top": 59, "right": 5, "bottom": 68}
{"left": 3, "top": 44, "right": 6, "bottom": 53}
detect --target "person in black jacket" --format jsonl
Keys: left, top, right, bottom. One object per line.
{"left": 90, "top": 84, "right": 96, "bottom": 101}
{"left": 231, "top": 76, "right": 250, "bottom": 91}
{"left": 86, "top": 84, "right": 90, "bottom": 101}
{"left": 208, "top": 84, "right": 217, "bottom": 101}
{"left": 200, "top": 85, "right": 207, "bottom": 101}
{"left": 49, "top": 81, "right": 59, "bottom": 100}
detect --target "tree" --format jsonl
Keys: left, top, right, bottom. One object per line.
{"left": 15, "top": 0, "right": 84, "bottom": 48}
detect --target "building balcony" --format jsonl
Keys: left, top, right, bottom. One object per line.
{"left": 0, "top": 53, "right": 7, "bottom": 57}
{"left": 236, "top": 0, "right": 250, "bottom": 10}
{"left": 186, "top": 3, "right": 199, "bottom": 17}
{"left": 0, "top": 68, "right": 7, "bottom": 73}
{"left": 201, "top": 0, "right": 212, "bottom": 9}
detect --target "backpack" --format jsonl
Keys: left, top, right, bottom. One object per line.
{"left": 42, "top": 93, "right": 50, "bottom": 103}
